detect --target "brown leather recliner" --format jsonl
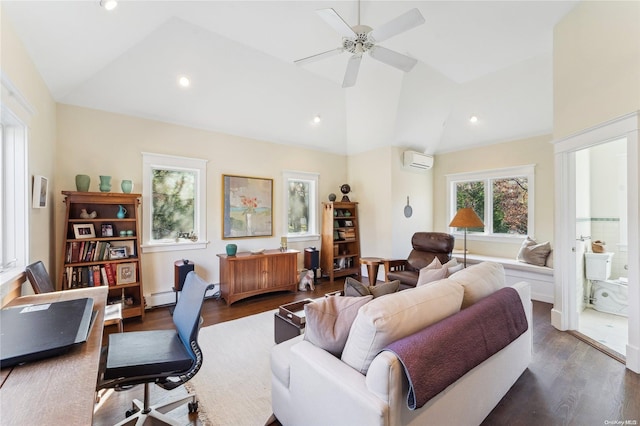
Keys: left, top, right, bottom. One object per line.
{"left": 383, "top": 232, "right": 454, "bottom": 289}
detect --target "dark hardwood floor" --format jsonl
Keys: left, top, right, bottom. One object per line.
{"left": 95, "top": 278, "right": 640, "bottom": 425}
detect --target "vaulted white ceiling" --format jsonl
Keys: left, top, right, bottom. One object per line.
{"left": 3, "top": 0, "right": 578, "bottom": 155}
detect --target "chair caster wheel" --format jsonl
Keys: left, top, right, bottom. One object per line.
{"left": 125, "top": 408, "right": 138, "bottom": 417}
{"left": 188, "top": 401, "right": 198, "bottom": 413}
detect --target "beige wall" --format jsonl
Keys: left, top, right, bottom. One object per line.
{"left": 554, "top": 0, "right": 640, "bottom": 139}
{"left": 433, "top": 134, "right": 555, "bottom": 258}
{"left": 56, "top": 104, "right": 346, "bottom": 297}
{"left": 348, "top": 146, "right": 433, "bottom": 267}
{"left": 1, "top": 7, "right": 57, "bottom": 299}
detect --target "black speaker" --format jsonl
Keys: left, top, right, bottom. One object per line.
{"left": 174, "top": 259, "right": 195, "bottom": 292}
{"left": 304, "top": 247, "right": 319, "bottom": 283}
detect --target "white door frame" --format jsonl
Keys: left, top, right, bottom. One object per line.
{"left": 551, "top": 112, "right": 640, "bottom": 373}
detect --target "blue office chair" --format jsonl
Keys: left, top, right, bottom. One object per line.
{"left": 98, "top": 271, "right": 212, "bottom": 425}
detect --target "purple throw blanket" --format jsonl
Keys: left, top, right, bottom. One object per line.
{"left": 384, "top": 287, "right": 528, "bottom": 410}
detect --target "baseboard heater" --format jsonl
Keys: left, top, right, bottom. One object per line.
{"left": 145, "top": 283, "right": 220, "bottom": 309}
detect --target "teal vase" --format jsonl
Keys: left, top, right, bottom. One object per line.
{"left": 121, "top": 179, "right": 133, "bottom": 193}
{"left": 99, "top": 175, "right": 112, "bottom": 192}
{"left": 116, "top": 205, "right": 127, "bottom": 219}
{"left": 75, "top": 174, "right": 90, "bottom": 192}
{"left": 226, "top": 244, "right": 237, "bottom": 256}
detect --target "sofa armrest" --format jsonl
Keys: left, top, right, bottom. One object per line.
{"left": 383, "top": 259, "right": 409, "bottom": 281}
{"left": 286, "top": 340, "right": 390, "bottom": 426}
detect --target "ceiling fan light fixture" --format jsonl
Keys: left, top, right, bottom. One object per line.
{"left": 100, "top": 0, "right": 117, "bottom": 11}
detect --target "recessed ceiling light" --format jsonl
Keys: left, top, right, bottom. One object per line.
{"left": 312, "top": 115, "right": 321, "bottom": 124}
{"left": 100, "top": 0, "right": 117, "bottom": 11}
{"left": 469, "top": 115, "right": 479, "bottom": 124}
{"left": 178, "top": 76, "right": 190, "bottom": 88}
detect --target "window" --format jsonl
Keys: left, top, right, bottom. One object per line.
{"left": 0, "top": 80, "right": 30, "bottom": 288}
{"left": 142, "top": 153, "right": 208, "bottom": 252}
{"left": 447, "top": 165, "right": 534, "bottom": 241}
{"left": 282, "top": 170, "right": 319, "bottom": 242}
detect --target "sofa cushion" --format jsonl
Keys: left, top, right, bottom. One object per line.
{"left": 341, "top": 279, "right": 464, "bottom": 374}
{"left": 517, "top": 236, "right": 552, "bottom": 266}
{"left": 303, "top": 295, "right": 373, "bottom": 357}
{"left": 447, "top": 262, "right": 505, "bottom": 308}
{"left": 344, "top": 277, "right": 400, "bottom": 298}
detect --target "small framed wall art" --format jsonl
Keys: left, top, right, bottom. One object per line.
{"left": 32, "top": 175, "right": 48, "bottom": 208}
{"left": 222, "top": 174, "right": 273, "bottom": 239}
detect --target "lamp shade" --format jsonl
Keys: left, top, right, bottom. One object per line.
{"left": 449, "top": 208, "right": 484, "bottom": 228}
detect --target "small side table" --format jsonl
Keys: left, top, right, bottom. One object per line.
{"left": 274, "top": 299, "right": 313, "bottom": 344}
{"left": 360, "top": 257, "right": 383, "bottom": 286}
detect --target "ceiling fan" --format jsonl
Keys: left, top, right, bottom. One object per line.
{"left": 294, "top": 3, "right": 425, "bottom": 88}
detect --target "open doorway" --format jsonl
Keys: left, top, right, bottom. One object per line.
{"left": 575, "top": 138, "right": 628, "bottom": 359}
{"left": 550, "top": 112, "right": 639, "bottom": 373}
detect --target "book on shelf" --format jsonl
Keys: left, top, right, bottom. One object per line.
{"left": 93, "top": 265, "right": 101, "bottom": 286}
{"left": 103, "top": 263, "right": 116, "bottom": 286}
{"left": 69, "top": 241, "right": 80, "bottom": 263}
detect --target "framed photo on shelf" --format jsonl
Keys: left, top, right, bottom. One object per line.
{"left": 116, "top": 263, "right": 136, "bottom": 285}
{"left": 222, "top": 174, "right": 273, "bottom": 239}
{"left": 343, "top": 220, "right": 353, "bottom": 227}
{"left": 101, "top": 223, "right": 114, "bottom": 237}
{"left": 73, "top": 223, "right": 95, "bottom": 239}
{"left": 110, "top": 240, "right": 135, "bottom": 257}
{"left": 109, "top": 246, "right": 128, "bottom": 259}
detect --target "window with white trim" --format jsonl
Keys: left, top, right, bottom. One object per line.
{"left": 447, "top": 165, "right": 535, "bottom": 241}
{"left": 282, "top": 170, "right": 319, "bottom": 242}
{"left": 0, "top": 104, "right": 29, "bottom": 287}
{"left": 142, "top": 153, "right": 208, "bottom": 252}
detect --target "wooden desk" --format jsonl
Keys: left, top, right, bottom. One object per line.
{"left": 0, "top": 286, "right": 107, "bottom": 425}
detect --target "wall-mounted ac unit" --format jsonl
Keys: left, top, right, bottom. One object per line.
{"left": 403, "top": 151, "right": 434, "bottom": 171}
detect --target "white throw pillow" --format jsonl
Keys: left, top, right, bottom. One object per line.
{"left": 447, "top": 261, "right": 505, "bottom": 308}
{"left": 417, "top": 267, "right": 447, "bottom": 286}
{"left": 442, "top": 258, "right": 463, "bottom": 277}
{"left": 341, "top": 279, "right": 464, "bottom": 374}
{"left": 416, "top": 257, "right": 446, "bottom": 286}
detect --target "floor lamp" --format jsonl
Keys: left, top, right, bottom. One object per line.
{"left": 449, "top": 207, "right": 484, "bottom": 268}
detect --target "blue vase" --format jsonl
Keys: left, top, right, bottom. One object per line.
{"left": 116, "top": 205, "right": 127, "bottom": 219}
{"left": 226, "top": 244, "right": 237, "bottom": 256}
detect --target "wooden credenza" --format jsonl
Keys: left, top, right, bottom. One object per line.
{"left": 217, "top": 249, "right": 299, "bottom": 305}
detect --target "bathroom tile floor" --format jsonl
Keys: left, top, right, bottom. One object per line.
{"left": 579, "top": 307, "right": 628, "bottom": 355}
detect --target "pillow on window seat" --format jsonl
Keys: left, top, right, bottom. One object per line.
{"left": 517, "top": 236, "right": 552, "bottom": 266}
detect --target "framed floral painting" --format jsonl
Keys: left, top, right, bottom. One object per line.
{"left": 222, "top": 175, "right": 273, "bottom": 239}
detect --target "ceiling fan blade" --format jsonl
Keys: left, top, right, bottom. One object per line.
{"left": 369, "top": 46, "right": 418, "bottom": 72}
{"left": 368, "top": 8, "right": 425, "bottom": 43}
{"left": 294, "top": 48, "right": 344, "bottom": 66}
{"left": 342, "top": 55, "right": 362, "bottom": 88}
{"left": 316, "top": 8, "right": 357, "bottom": 38}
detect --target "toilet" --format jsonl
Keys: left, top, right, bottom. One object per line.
{"left": 585, "top": 252, "right": 628, "bottom": 317}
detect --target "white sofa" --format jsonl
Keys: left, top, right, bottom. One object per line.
{"left": 271, "top": 262, "right": 533, "bottom": 426}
